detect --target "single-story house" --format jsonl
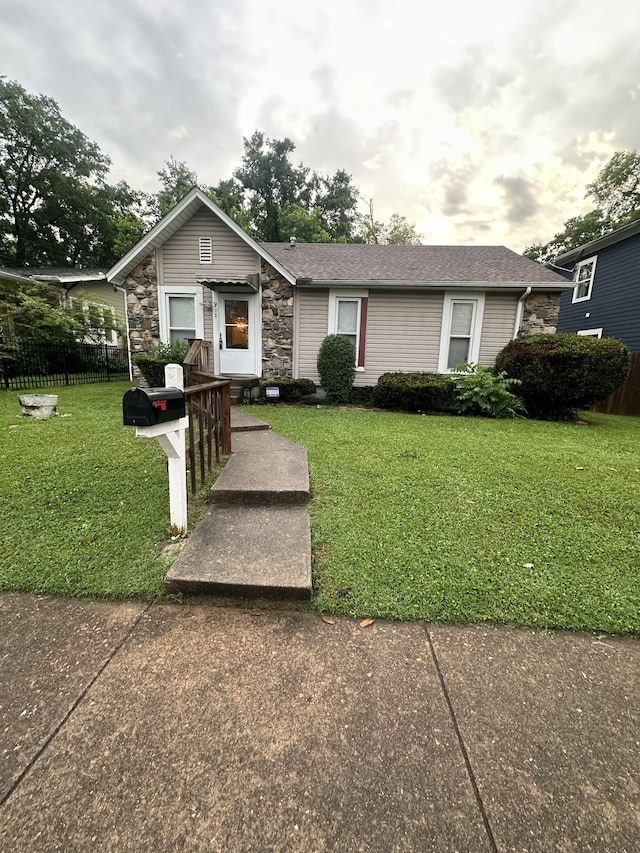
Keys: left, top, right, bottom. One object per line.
{"left": 106, "top": 188, "right": 571, "bottom": 387}
{"left": 555, "top": 218, "right": 640, "bottom": 350}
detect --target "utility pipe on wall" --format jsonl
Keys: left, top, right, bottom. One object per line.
{"left": 514, "top": 286, "right": 532, "bottom": 338}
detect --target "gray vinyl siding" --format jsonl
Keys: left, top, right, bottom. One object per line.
{"left": 297, "top": 290, "right": 328, "bottom": 383}
{"left": 296, "top": 289, "right": 444, "bottom": 386}
{"left": 557, "top": 232, "right": 640, "bottom": 351}
{"left": 478, "top": 293, "right": 518, "bottom": 365}
{"left": 161, "top": 209, "right": 259, "bottom": 287}
{"left": 297, "top": 288, "right": 517, "bottom": 387}
{"left": 364, "top": 291, "right": 443, "bottom": 382}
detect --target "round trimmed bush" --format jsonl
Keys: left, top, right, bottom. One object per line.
{"left": 495, "top": 333, "right": 631, "bottom": 419}
{"left": 317, "top": 334, "right": 356, "bottom": 403}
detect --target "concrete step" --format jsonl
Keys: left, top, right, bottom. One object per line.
{"left": 164, "top": 505, "right": 312, "bottom": 599}
{"left": 212, "top": 431, "right": 310, "bottom": 505}
{"left": 230, "top": 408, "right": 271, "bottom": 432}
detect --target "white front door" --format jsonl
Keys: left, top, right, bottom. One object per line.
{"left": 218, "top": 292, "right": 260, "bottom": 375}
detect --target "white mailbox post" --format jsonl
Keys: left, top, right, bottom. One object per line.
{"left": 133, "top": 363, "right": 189, "bottom": 536}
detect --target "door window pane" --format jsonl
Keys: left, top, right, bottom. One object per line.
{"left": 225, "top": 299, "right": 249, "bottom": 349}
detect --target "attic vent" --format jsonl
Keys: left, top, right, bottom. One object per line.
{"left": 199, "top": 237, "right": 213, "bottom": 264}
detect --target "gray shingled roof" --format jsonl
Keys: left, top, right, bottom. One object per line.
{"left": 260, "top": 243, "right": 567, "bottom": 285}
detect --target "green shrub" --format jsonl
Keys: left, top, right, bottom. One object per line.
{"left": 349, "top": 385, "right": 375, "bottom": 405}
{"left": 372, "top": 372, "right": 457, "bottom": 412}
{"left": 317, "top": 335, "right": 356, "bottom": 404}
{"left": 453, "top": 363, "right": 525, "bottom": 418}
{"left": 260, "top": 377, "right": 316, "bottom": 402}
{"left": 495, "top": 333, "right": 631, "bottom": 419}
{"left": 134, "top": 340, "right": 190, "bottom": 387}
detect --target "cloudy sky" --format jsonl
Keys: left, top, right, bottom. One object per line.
{"left": 2, "top": 0, "right": 639, "bottom": 251}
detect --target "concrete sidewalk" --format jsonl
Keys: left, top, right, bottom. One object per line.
{"left": 1, "top": 593, "right": 639, "bottom": 852}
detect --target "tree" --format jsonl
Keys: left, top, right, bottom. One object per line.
{"left": 153, "top": 156, "right": 200, "bottom": 219}
{"left": 355, "top": 198, "right": 423, "bottom": 244}
{"left": 586, "top": 150, "right": 640, "bottom": 223}
{"left": 151, "top": 131, "right": 417, "bottom": 246}
{"left": 0, "top": 78, "right": 145, "bottom": 268}
{"left": 207, "top": 178, "right": 252, "bottom": 233}
{"left": 312, "top": 169, "right": 360, "bottom": 242}
{"left": 524, "top": 210, "right": 613, "bottom": 264}
{"left": 524, "top": 150, "right": 640, "bottom": 263}
{"left": 232, "top": 132, "right": 310, "bottom": 242}
{"left": 386, "top": 214, "right": 423, "bottom": 245}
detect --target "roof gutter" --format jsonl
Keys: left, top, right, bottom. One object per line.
{"left": 295, "top": 279, "right": 571, "bottom": 291}
{"left": 514, "top": 286, "right": 532, "bottom": 338}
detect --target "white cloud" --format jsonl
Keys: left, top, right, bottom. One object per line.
{"left": 1, "top": 0, "right": 639, "bottom": 251}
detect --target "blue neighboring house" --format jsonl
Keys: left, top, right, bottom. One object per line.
{"left": 553, "top": 219, "right": 640, "bottom": 414}
{"left": 555, "top": 219, "right": 640, "bottom": 349}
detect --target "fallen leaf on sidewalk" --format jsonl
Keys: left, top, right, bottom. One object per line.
{"left": 359, "top": 618, "right": 375, "bottom": 628}
{"left": 321, "top": 615, "right": 336, "bottom": 625}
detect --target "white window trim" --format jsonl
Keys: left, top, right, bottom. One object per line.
{"left": 199, "top": 236, "right": 213, "bottom": 265}
{"left": 328, "top": 289, "right": 368, "bottom": 370}
{"left": 572, "top": 255, "right": 597, "bottom": 303}
{"left": 438, "top": 292, "right": 486, "bottom": 373}
{"left": 577, "top": 328, "right": 603, "bottom": 338}
{"left": 158, "top": 285, "right": 204, "bottom": 344}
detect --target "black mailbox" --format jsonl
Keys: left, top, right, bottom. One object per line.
{"left": 123, "top": 386, "right": 186, "bottom": 427}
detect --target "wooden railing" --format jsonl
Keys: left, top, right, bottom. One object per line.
{"left": 184, "top": 380, "right": 232, "bottom": 494}
{"left": 184, "top": 338, "right": 214, "bottom": 386}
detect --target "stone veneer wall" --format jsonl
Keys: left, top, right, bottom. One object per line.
{"left": 521, "top": 292, "right": 560, "bottom": 335}
{"left": 261, "top": 261, "right": 294, "bottom": 378}
{"left": 123, "top": 253, "right": 160, "bottom": 381}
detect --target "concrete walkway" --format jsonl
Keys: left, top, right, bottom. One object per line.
{"left": 165, "top": 409, "right": 312, "bottom": 599}
{"left": 1, "top": 593, "right": 639, "bottom": 852}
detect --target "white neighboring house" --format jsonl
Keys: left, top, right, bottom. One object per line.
{"left": 0, "top": 268, "right": 127, "bottom": 346}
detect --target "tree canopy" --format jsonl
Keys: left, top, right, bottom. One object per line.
{"left": 524, "top": 150, "right": 640, "bottom": 263}
{"left": 0, "top": 78, "right": 145, "bottom": 268}
{"left": 152, "top": 132, "right": 422, "bottom": 245}
{"left": 0, "top": 77, "right": 423, "bottom": 272}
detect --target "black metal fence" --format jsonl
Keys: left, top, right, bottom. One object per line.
{"left": 0, "top": 338, "right": 130, "bottom": 390}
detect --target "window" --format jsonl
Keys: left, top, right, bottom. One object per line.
{"left": 328, "top": 290, "right": 368, "bottom": 368}
{"left": 199, "top": 237, "right": 212, "bottom": 264}
{"left": 67, "top": 297, "right": 119, "bottom": 345}
{"left": 438, "top": 293, "right": 485, "bottom": 372}
{"left": 159, "top": 286, "right": 204, "bottom": 344}
{"left": 577, "top": 328, "right": 603, "bottom": 338}
{"left": 572, "top": 256, "right": 597, "bottom": 303}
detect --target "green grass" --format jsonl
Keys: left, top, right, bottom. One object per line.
{"left": 248, "top": 405, "right": 640, "bottom": 634}
{"left": 0, "top": 382, "right": 218, "bottom": 600}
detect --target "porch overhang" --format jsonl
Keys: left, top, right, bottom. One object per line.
{"left": 197, "top": 274, "right": 260, "bottom": 292}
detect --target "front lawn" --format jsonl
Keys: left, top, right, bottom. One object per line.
{"left": 250, "top": 405, "right": 640, "bottom": 634}
{"left": 0, "top": 382, "right": 217, "bottom": 599}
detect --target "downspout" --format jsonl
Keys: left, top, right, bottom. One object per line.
{"left": 113, "top": 283, "right": 133, "bottom": 381}
{"left": 514, "top": 286, "right": 532, "bottom": 338}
